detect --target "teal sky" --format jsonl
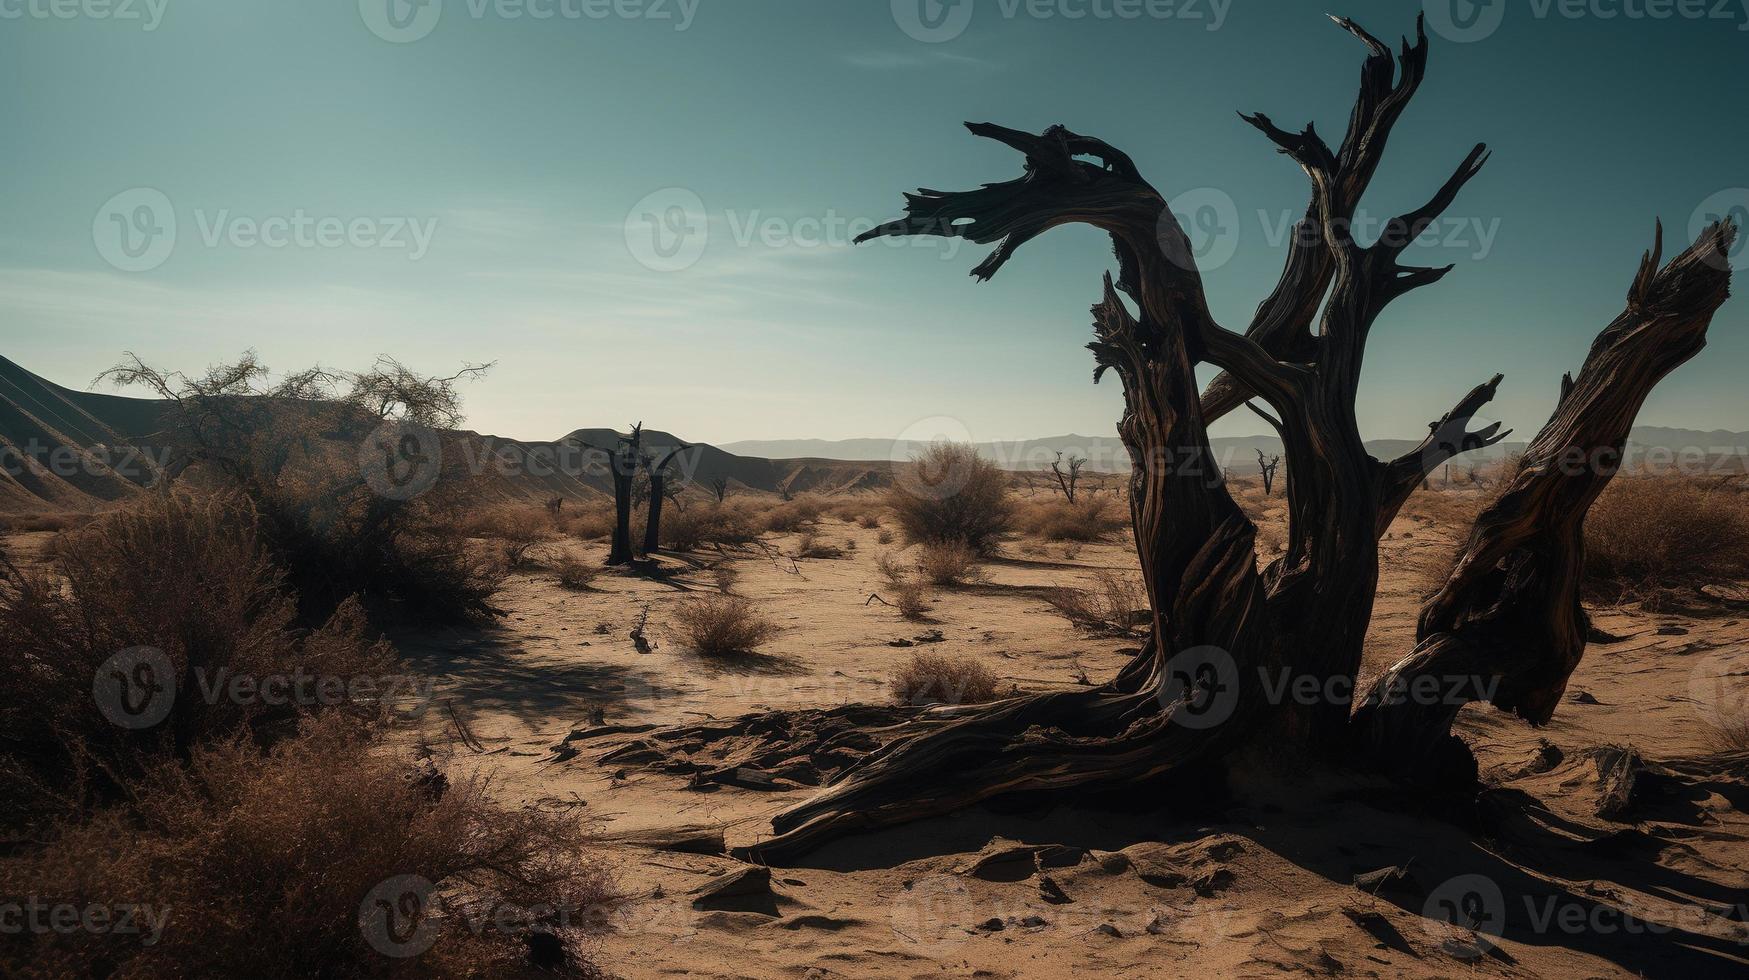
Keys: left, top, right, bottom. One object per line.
{"left": 2, "top": 0, "right": 1746, "bottom": 446}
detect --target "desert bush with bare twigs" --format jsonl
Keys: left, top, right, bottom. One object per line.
{"left": 888, "top": 442, "right": 1013, "bottom": 554}
{"left": 670, "top": 595, "right": 781, "bottom": 655}
{"left": 914, "top": 540, "right": 986, "bottom": 587}
{"left": 890, "top": 654, "right": 1001, "bottom": 706}
{"left": 1045, "top": 568, "right": 1149, "bottom": 634}
{"left": 661, "top": 501, "right": 759, "bottom": 551}
{"left": 0, "top": 715, "right": 616, "bottom": 979}
{"left": 1014, "top": 496, "right": 1125, "bottom": 542}
{"left": 0, "top": 492, "right": 398, "bottom": 829}
{"left": 1584, "top": 476, "right": 1749, "bottom": 605}
{"left": 554, "top": 554, "right": 600, "bottom": 591}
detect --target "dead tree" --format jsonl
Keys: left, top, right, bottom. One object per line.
{"left": 708, "top": 476, "right": 729, "bottom": 503}
{"left": 544, "top": 496, "right": 564, "bottom": 518}
{"left": 1049, "top": 451, "right": 1087, "bottom": 502}
{"left": 1256, "top": 450, "right": 1282, "bottom": 495}
{"left": 641, "top": 443, "right": 692, "bottom": 555}
{"left": 602, "top": 423, "right": 643, "bottom": 566}
{"left": 735, "top": 15, "right": 1736, "bottom": 863}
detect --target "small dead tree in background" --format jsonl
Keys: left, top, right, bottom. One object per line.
{"left": 1256, "top": 450, "right": 1282, "bottom": 495}
{"left": 1050, "top": 451, "right": 1087, "bottom": 502}
{"left": 594, "top": 422, "right": 643, "bottom": 566}
{"left": 642, "top": 443, "right": 693, "bottom": 555}
{"left": 708, "top": 476, "right": 729, "bottom": 503}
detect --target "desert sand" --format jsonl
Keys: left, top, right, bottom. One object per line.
{"left": 342, "top": 481, "right": 1749, "bottom": 979}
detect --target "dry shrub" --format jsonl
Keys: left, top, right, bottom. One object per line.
{"left": 889, "top": 654, "right": 1001, "bottom": 706}
{"left": 795, "top": 530, "right": 844, "bottom": 559}
{"left": 661, "top": 501, "right": 758, "bottom": 551}
{"left": 565, "top": 501, "right": 618, "bottom": 542}
{"left": 915, "top": 540, "right": 985, "bottom": 587}
{"left": 1585, "top": 477, "right": 1749, "bottom": 605}
{"left": 712, "top": 564, "right": 740, "bottom": 594}
{"left": 1045, "top": 568, "right": 1149, "bottom": 634}
{"left": 1014, "top": 496, "right": 1125, "bottom": 542}
{"left": 670, "top": 595, "right": 780, "bottom": 655}
{"left": 0, "top": 492, "right": 398, "bottom": 827}
{"left": 888, "top": 442, "right": 1013, "bottom": 554}
{"left": 876, "top": 528, "right": 895, "bottom": 545}
{"left": 457, "top": 505, "right": 553, "bottom": 569}
{"left": 762, "top": 495, "right": 824, "bottom": 533}
{"left": 857, "top": 513, "right": 882, "bottom": 529}
{"left": 554, "top": 555, "right": 599, "bottom": 591}
{"left": 875, "top": 553, "right": 930, "bottom": 620}
{"left": 0, "top": 716, "right": 615, "bottom": 979}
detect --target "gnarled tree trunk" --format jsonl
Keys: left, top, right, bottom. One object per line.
{"left": 642, "top": 444, "right": 691, "bottom": 555}
{"left": 733, "top": 14, "right": 1735, "bottom": 865}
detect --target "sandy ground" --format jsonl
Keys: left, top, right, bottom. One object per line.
{"left": 372, "top": 485, "right": 1749, "bottom": 979}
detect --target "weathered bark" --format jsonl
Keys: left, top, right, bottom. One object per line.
{"left": 642, "top": 444, "right": 690, "bottom": 555}
{"left": 1352, "top": 222, "right": 1737, "bottom": 778}
{"left": 605, "top": 423, "right": 643, "bottom": 566}
{"left": 723, "top": 15, "right": 1736, "bottom": 864}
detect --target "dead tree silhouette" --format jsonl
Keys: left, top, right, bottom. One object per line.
{"left": 708, "top": 476, "right": 729, "bottom": 503}
{"left": 736, "top": 15, "right": 1736, "bottom": 863}
{"left": 1049, "top": 451, "right": 1087, "bottom": 502}
{"left": 1256, "top": 450, "right": 1282, "bottom": 496}
{"left": 642, "top": 443, "right": 692, "bottom": 555}
{"left": 590, "top": 423, "right": 643, "bottom": 566}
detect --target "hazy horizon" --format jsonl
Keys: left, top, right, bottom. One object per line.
{"left": 4, "top": 1, "right": 1746, "bottom": 446}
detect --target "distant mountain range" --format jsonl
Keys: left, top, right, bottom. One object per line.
{"left": 2, "top": 354, "right": 1741, "bottom": 512}
{"left": 724, "top": 429, "right": 1749, "bottom": 475}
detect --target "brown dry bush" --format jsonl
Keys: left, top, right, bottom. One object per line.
{"left": 762, "top": 494, "right": 824, "bottom": 533}
{"left": 1014, "top": 496, "right": 1126, "bottom": 542}
{"left": 857, "top": 512, "right": 882, "bottom": 529}
{"left": 661, "top": 501, "right": 759, "bottom": 551}
{"left": 1585, "top": 476, "right": 1749, "bottom": 605}
{"left": 0, "top": 716, "right": 616, "bottom": 980}
{"left": 1045, "top": 568, "right": 1149, "bottom": 634}
{"left": 554, "top": 554, "right": 600, "bottom": 591}
{"left": 670, "top": 595, "right": 780, "bottom": 655}
{"left": 889, "top": 654, "right": 1001, "bottom": 706}
{"left": 98, "top": 354, "right": 505, "bottom": 627}
{"left": 875, "top": 552, "right": 930, "bottom": 620}
{"left": 795, "top": 530, "right": 844, "bottom": 559}
{"left": 915, "top": 540, "right": 985, "bottom": 587}
{"left": 458, "top": 504, "right": 554, "bottom": 569}
{"left": 888, "top": 442, "right": 1013, "bottom": 554}
{"left": 565, "top": 500, "right": 618, "bottom": 542}
{"left": 0, "top": 492, "right": 398, "bottom": 828}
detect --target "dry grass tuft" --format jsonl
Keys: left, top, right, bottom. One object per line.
{"left": 890, "top": 654, "right": 1002, "bottom": 706}
{"left": 795, "top": 529, "right": 845, "bottom": 559}
{"left": 1585, "top": 477, "right": 1749, "bottom": 606}
{"left": 888, "top": 443, "right": 1013, "bottom": 554}
{"left": 0, "top": 716, "right": 616, "bottom": 979}
{"left": 1014, "top": 496, "right": 1126, "bottom": 542}
{"left": 914, "top": 540, "right": 986, "bottom": 587}
{"left": 554, "top": 554, "right": 600, "bottom": 591}
{"left": 670, "top": 595, "right": 780, "bottom": 655}
{"left": 1044, "top": 568, "right": 1149, "bottom": 634}
{"left": 662, "top": 501, "right": 759, "bottom": 551}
